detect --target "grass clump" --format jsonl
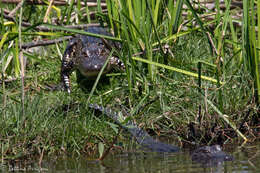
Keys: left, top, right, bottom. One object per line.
{"left": 1, "top": 91, "right": 121, "bottom": 160}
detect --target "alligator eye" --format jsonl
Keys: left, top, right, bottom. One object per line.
{"left": 200, "top": 149, "right": 210, "bottom": 153}
{"left": 98, "top": 42, "right": 104, "bottom": 46}
{"left": 82, "top": 52, "right": 87, "bottom": 57}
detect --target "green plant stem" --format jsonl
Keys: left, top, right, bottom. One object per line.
{"left": 19, "top": 0, "right": 25, "bottom": 118}
{"left": 87, "top": 50, "right": 115, "bottom": 105}
{"left": 206, "top": 99, "right": 248, "bottom": 142}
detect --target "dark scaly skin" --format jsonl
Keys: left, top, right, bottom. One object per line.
{"left": 191, "top": 145, "right": 233, "bottom": 160}
{"left": 191, "top": 145, "right": 233, "bottom": 167}
{"left": 89, "top": 103, "right": 180, "bottom": 152}
{"left": 61, "top": 27, "right": 124, "bottom": 93}
{"left": 89, "top": 103, "right": 234, "bottom": 165}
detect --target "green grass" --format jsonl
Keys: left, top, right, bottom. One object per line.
{"left": 0, "top": 89, "right": 122, "bottom": 159}
{"left": 0, "top": 0, "right": 259, "bottom": 161}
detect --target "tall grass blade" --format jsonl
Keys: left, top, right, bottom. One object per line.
{"left": 145, "top": 0, "right": 158, "bottom": 81}
{"left": 132, "top": 56, "right": 222, "bottom": 84}
{"left": 85, "top": 3, "right": 91, "bottom": 23}
{"left": 0, "top": 32, "right": 9, "bottom": 50}
{"left": 97, "top": 0, "right": 104, "bottom": 26}
{"left": 126, "top": 0, "right": 135, "bottom": 38}
{"left": 121, "top": 22, "right": 135, "bottom": 105}
{"left": 18, "top": 0, "right": 25, "bottom": 118}
{"left": 198, "top": 62, "right": 202, "bottom": 121}
{"left": 14, "top": 35, "right": 20, "bottom": 77}
{"left": 215, "top": 0, "right": 220, "bottom": 24}
{"left": 145, "top": 0, "right": 164, "bottom": 56}
{"left": 106, "top": 0, "right": 115, "bottom": 30}
{"left": 66, "top": 0, "right": 75, "bottom": 25}
{"left": 242, "top": 0, "right": 259, "bottom": 105}
{"left": 87, "top": 50, "right": 114, "bottom": 105}
{"left": 170, "top": 0, "right": 183, "bottom": 34}
{"left": 206, "top": 99, "right": 248, "bottom": 142}
{"left": 257, "top": 0, "right": 260, "bottom": 103}
{"left": 153, "top": 0, "right": 161, "bottom": 27}
{"left": 250, "top": 0, "right": 260, "bottom": 105}
{"left": 42, "top": 23, "right": 122, "bottom": 41}
{"left": 229, "top": 15, "right": 240, "bottom": 65}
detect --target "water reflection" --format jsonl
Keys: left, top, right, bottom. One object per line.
{"left": 1, "top": 144, "right": 260, "bottom": 173}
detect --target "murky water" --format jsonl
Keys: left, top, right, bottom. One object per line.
{"left": 1, "top": 143, "right": 260, "bottom": 173}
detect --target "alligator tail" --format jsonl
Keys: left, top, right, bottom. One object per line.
{"left": 89, "top": 103, "right": 180, "bottom": 152}
{"left": 89, "top": 103, "right": 123, "bottom": 125}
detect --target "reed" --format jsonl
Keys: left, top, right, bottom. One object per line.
{"left": 242, "top": 0, "right": 260, "bottom": 104}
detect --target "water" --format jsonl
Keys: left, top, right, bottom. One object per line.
{"left": 1, "top": 143, "right": 260, "bottom": 173}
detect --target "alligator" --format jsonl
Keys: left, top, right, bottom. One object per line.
{"left": 61, "top": 26, "right": 124, "bottom": 93}
{"left": 191, "top": 144, "right": 233, "bottom": 166}
{"left": 89, "top": 103, "right": 233, "bottom": 165}
{"left": 60, "top": 26, "right": 233, "bottom": 164}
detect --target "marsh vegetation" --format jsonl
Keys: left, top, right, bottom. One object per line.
{"left": 0, "top": 0, "right": 259, "bottom": 163}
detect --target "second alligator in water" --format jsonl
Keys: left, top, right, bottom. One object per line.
{"left": 89, "top": 103, "right": 233, "bottom": 165}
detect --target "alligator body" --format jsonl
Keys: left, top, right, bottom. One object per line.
{"left": 89, "top": 104, "right": 233, "bottom": 165}
{"left": 61, "top": 27, "right": 124, "bottom": 93}
{"left": 89, "top": 104, "right": 179, "bottom": 152}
